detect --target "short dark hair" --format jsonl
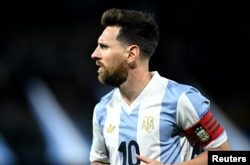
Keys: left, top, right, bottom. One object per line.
{"left": 101, "top": 8, "right": 159, "bottom": 59}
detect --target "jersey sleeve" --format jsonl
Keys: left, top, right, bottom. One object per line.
{"left": 89, "top": 105, "right": 109, "bottom": 163}
{"left": 176, "top": 88, "right": 227, "bottom": 150}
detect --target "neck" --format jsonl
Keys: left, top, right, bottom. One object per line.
{"left": 119, "top": 68, "right": 152, "bottom": 105}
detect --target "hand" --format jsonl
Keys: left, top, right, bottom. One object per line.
{"left": 136, "top": 154, "right": 165, "bottom": 165}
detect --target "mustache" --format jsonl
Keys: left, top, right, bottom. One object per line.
{"left": 96, "top": 61, "right": 104, "bottom": 67}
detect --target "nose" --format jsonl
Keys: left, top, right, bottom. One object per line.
{"left": 91, "top": 47, "right": 100, "bottom": 60}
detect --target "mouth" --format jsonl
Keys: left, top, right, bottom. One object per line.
{"left": 96, "top": 62, "right": 104, "bottom": 73}
{"left": 98, "top": 67, "right": 103, "bottom": 73}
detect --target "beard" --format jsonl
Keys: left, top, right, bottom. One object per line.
{"left": 98, "top": 60, "right": 128, "bottom": 87}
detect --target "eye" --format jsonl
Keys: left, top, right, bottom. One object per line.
{"left": 99, "top": 43, "right": 108, "bottom": 49}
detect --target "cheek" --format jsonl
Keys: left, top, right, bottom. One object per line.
{"left": 112, "top": 53, "right": 127, "bottom": 64}
{"left": 104, "top": 50, "right": 127, "bottom": 66}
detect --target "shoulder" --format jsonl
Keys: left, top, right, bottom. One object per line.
{"left": 178, "top": 85, "right": 210, "bottom": 116}
{"left": 167, "top": 79, "right": 194, "bottom": 94}
{"left": 154, "top": 72, "right": 201, "bottom": 105}
{"left": 153, "top": 71, "right": 193, "bottom": 95}
{"left": 176, "top": 83, "right": 210, "bottom": 129}
{"left": 162, "top": 77, "right": 201, "bottom": 103}
{"left": 161, "top": 77, "right": 210, "bottom": 123}
{"left": 94, "top": 88, "right": 118, "bottom": 112}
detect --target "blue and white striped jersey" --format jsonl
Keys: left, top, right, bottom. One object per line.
{"left": 90, "top": 71, "right": 227, "bottom": 164}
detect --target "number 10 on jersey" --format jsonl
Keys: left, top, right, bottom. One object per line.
{"left": 118, "top": 140, "right": 140, "bottom": 165}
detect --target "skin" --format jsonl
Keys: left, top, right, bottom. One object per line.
{"left": 91, "top": 26, "right": 231, "bottom": 165}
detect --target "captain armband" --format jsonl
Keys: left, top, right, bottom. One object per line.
{"left": 184, "top": 111, "right": 224, "bottom": 147}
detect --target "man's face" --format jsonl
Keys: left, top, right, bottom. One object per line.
{"left": 91, "top": 26, "right": 129, "bottom": 86}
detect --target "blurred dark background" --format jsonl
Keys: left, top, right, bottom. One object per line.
{"left": 0, "top": 0, "right": 249, "bottom": 164}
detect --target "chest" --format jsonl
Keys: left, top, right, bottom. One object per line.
{"left": 101, "top": 100, "right": 178, "bottom": 146}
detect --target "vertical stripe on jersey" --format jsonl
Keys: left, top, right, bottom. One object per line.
{"left": 119, "top": 106, "right": 139, "bottom": 165}
{"left": 96, "top": 92, "right": 114, "bottom": 136}
{"left": 159, "top": 80, "right": 196, "bottom": 164}
{"left": 137, "top": 103, "right": 162, "bottom": 161}
{"left": 159, "top": 80, "right": 182, "bottom": 164}
{"left": 90, "top": 91, "right": 115, "bottom": 162}
{"left": 104, "top": 95, "right": 121, "bottom": 164}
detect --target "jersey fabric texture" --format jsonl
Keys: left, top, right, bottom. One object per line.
{"left": 89, "top": 71, "right": 227, "bottom": 164}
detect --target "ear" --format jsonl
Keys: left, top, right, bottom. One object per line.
{"left": 126, "top": 45, "right": 140, "bottom": 64}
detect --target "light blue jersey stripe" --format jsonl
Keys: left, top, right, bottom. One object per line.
{"left": 119, "top": 106, "right": 140, "bottom": 165}
{"left": 96, "top": 91, "right": 115, "bottom": 136}
{"left": 185, "top": 89, "right": 210, "bottom": 118}
{"left": 160, "top": 80, "right": 191, "bottom": 164}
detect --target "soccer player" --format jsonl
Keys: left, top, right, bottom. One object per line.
{"left": 89, "top": 8, "right": 230, "bottom": 165}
